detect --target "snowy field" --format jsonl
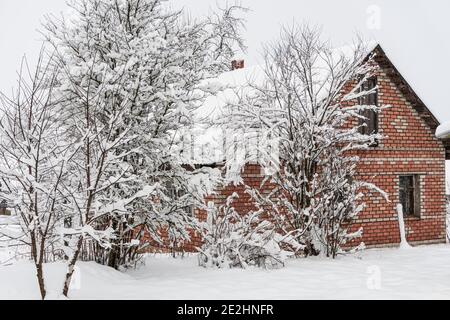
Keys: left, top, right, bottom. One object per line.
{"left": 1, "top": 244, "right": 450, "bottom": 300}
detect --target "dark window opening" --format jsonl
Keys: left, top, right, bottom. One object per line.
{"left": 358, "top": 77, "right": 379, "bottom": 146}
{"left": 399, "top": 175, "right": 421, "bottom": 217}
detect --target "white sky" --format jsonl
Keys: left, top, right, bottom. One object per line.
{"left": 1, "top": 0, "right": 449, "bottom": 187}
{"left": 1, "top": 0, "right": 449, "bottom": 120}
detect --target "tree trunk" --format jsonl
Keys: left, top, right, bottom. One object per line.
{"left": 35, "top": 262, "right": 46, "bottom": 300}
{"left": 107, "top": 245, "right": 119, "bottom": 269}
{"left": 62, "top": 236, "right": 83, "bottom": 297}
{"left": 107, "top": 219, "right": 120, "bottom": 269}
{"left": 30, "top": 233, "right": 47, "bottom": 299}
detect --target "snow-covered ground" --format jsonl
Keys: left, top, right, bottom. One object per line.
{"left": 1, "top": 244, "right": 450, "bottom": 300}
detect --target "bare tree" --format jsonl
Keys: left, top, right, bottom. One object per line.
{"left": 222, "top": 24, "right": 387, "bottom": 258}
{"left": 198, "top": 192, "right": 302, "bottom": 269}
{"left": 52, "top": 66, "right": 153, "bottom": 297}
{"left": 40, "top": 0, "right": 246, "bottom": 296}
{"left": 0, "top": 51, "right": 71, "bottom": 299}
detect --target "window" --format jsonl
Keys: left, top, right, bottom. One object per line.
{"left": 358, "top": 78, "right": 379, "bottom": 143}
{"left": 399, "top": 175, "right": 421, "bottom": 217}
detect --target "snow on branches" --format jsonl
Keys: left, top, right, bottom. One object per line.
{"left": 0, "top": 51, "right": 68, "bottom": 299}
{"left": 0, "top": 0, "right": 246, "bottom": 298}
{"left": 39, "top": 0, "right": 246, "bottom": 294}
{"left": 197, "top": 193, "right": 301, "bottom": 269}
{"left": 220, "top": 24, "right": 387, "bottom": 258}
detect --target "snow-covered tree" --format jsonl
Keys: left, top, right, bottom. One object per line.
{"left": 222, "top": 24, "right": 386, "bottom": 258}
{"left": 0, "top": 52, "right": 71, "bottom": 299}
{"left": 198, "top": 192, "right": 301, "bottom": 269}
{"left": 41, "top": 0, "right": 245, "bottom": 295}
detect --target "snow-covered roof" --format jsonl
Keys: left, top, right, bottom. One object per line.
{"left": 196, "top": 64, "right": 264, "bottom": 120}
{"left": 194, "top": 42, "right": 377, "bottom": 124}
{"left": 188, "top": 44, "right": 374, "bottom": 165}
{"left": 188, "top": 42, "right": 449, "bottom": 165}
{"left": 179, "top": 64, "right": 266, "bottom": 165}
{"left": 436, "top": 122, "right": 450, "bottom": 139}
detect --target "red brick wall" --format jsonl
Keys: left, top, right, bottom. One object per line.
{"left": 142, "top": 58, "right": 447, "bottom": 252}
{"left": 139, "top": 164, "right": 268, "bottom": 253}
{"left": 345, "top": 61, "right": 447, "bottom": 247}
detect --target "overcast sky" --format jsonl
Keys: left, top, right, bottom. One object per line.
{"left": 1, "top": 0, "right": 449, "bottom": 121}
{"left": 0, "top": 0, "right": 449, "bottom": 187}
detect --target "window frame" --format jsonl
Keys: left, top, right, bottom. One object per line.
{"left": 398, "top": 174, "right": 421, "bottom": 218}
{"left": 358, "top": 77, "right": 379, "bottom": 146}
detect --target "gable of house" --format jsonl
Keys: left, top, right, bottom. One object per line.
{"left": 371, "top": 45, "right": 450, "bottom": 159}
{"left": 339, "top": 45, "right": 447, "bottom": 246}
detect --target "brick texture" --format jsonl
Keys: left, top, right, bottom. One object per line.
{"left": 142, "top": 55, "right": 447, "bottom": 252}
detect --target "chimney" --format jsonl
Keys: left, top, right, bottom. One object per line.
{"left": 231, "top": 59, "right": 244, "bottom": 70}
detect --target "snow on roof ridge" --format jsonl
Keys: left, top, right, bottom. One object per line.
{"left": 436, "top": 122, "right": 450, "bottom": 139}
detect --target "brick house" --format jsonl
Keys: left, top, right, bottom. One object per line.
{"left": 339, "top": 44, "right": 449, "bottom": 247}
{"left": 147, "top": 44, "right": 450, "bottom": 252}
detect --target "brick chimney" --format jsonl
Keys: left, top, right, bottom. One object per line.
{"left": 231, "top": 59, "right": 244, "bottom": 70}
